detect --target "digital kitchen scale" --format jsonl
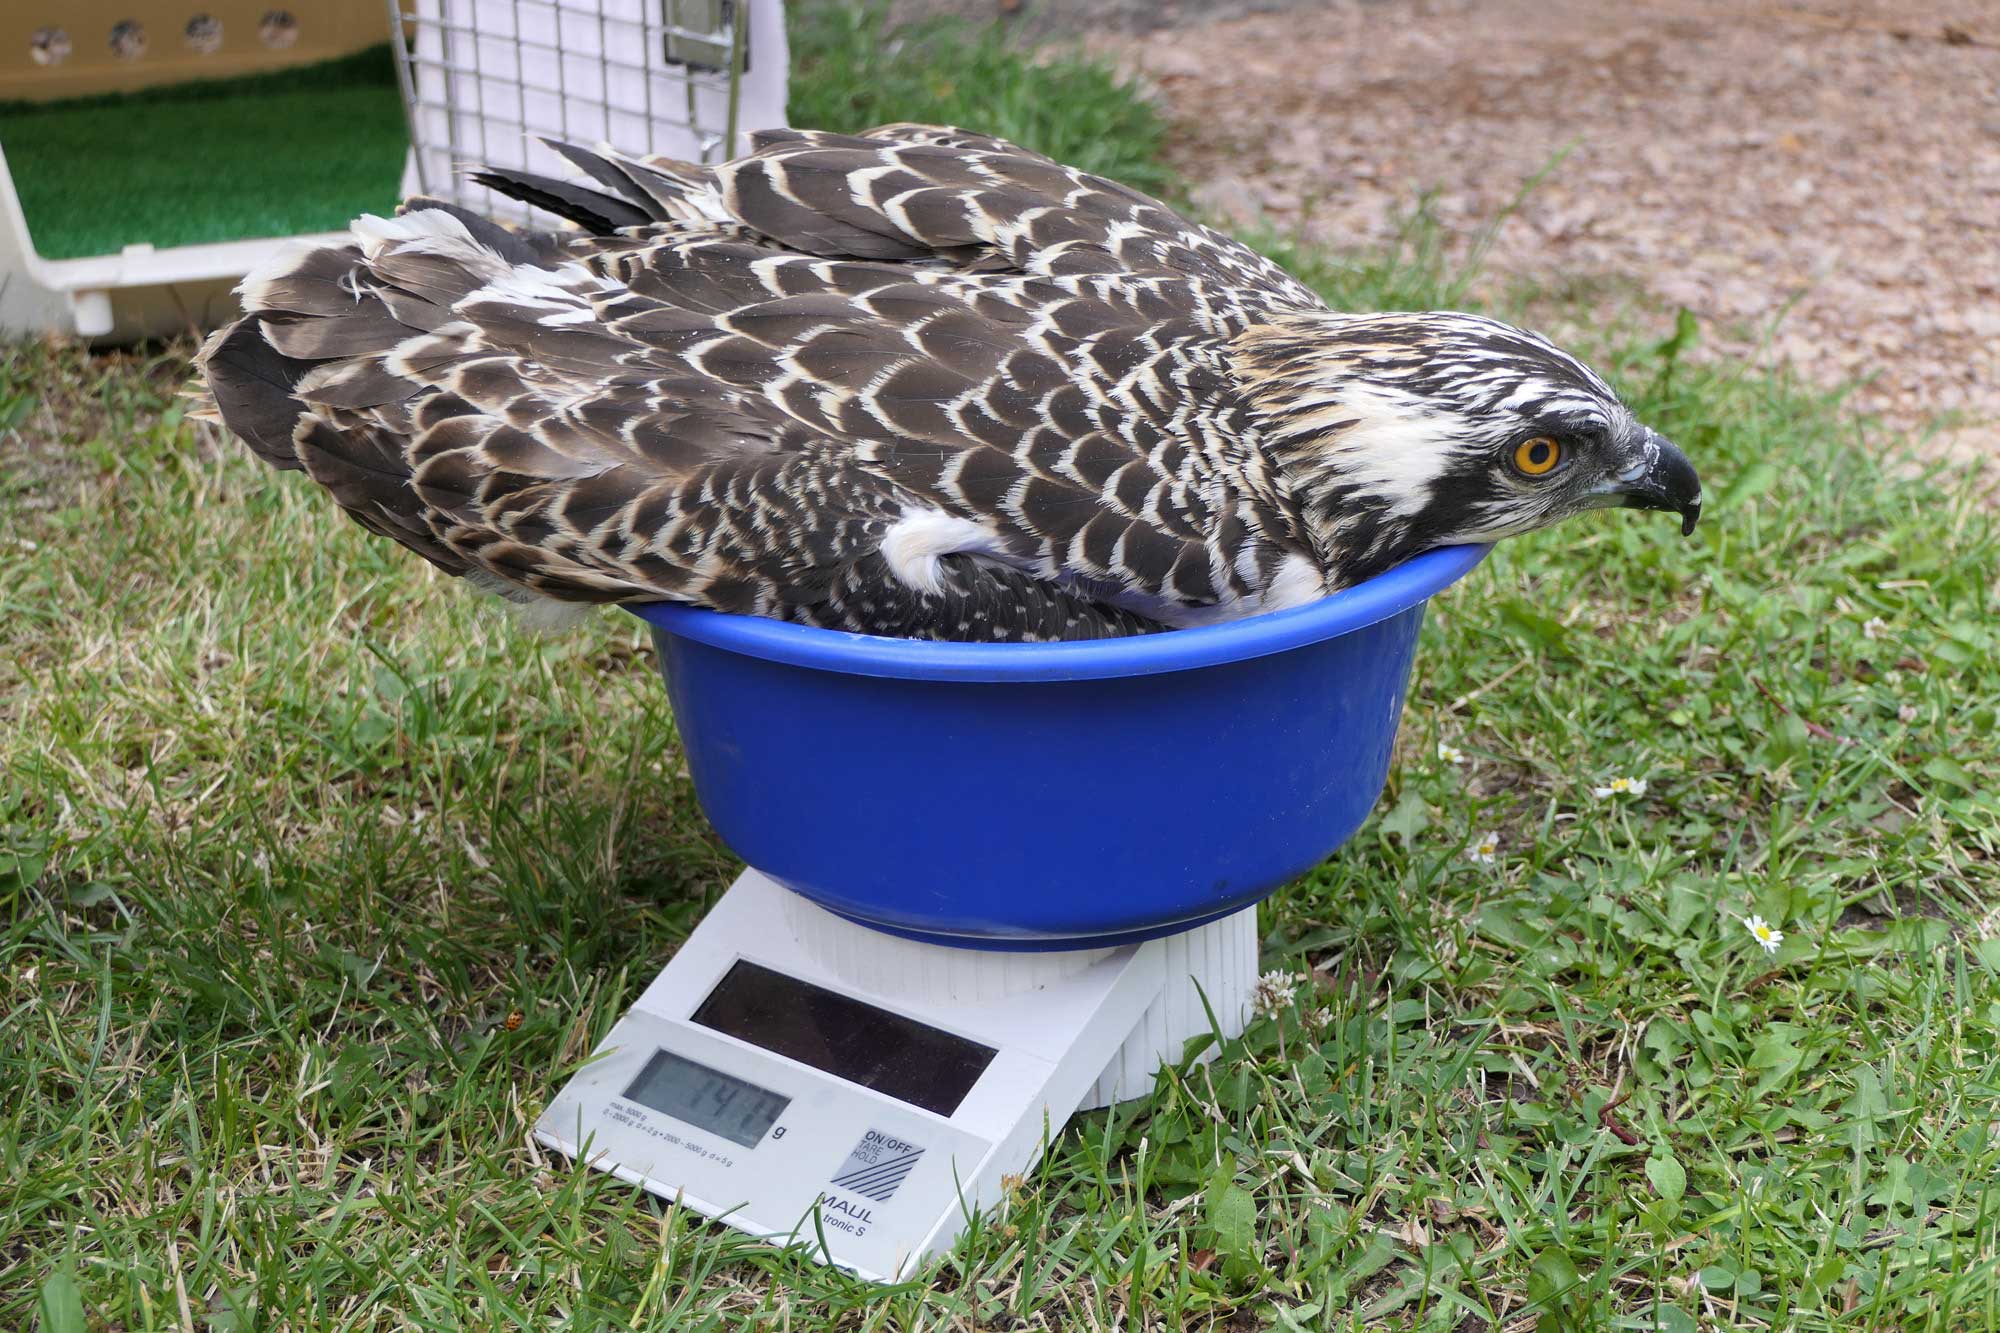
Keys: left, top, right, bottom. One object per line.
{"left": 533, "top": 869, "right": 1258, "bottom": 1281}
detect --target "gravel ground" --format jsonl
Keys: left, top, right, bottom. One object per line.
{"left": 1105, "top": 1, "right": 2000, "bottom": 470}
{"left": 889, "top": 0, "right": 1328, "bottom": 39}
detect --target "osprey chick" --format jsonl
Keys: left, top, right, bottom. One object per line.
{"left": 195, "top": 125, "right": 1701, "bottom": 642}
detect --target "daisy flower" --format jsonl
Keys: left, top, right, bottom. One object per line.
{"left": 1592, "top": 776, "right": 1650, "bottom": 800}
{"left": 1437, "top": 741, "right": 1467, "bottom": 765}
{"left": 1742, "top": 914, "right": 1784, "bottom": 954}
{"left": 1467, "top": 830, "right": 1500, "bottom": 864}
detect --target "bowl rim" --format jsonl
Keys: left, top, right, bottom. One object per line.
{"left": 627, "top": 543, "right": 1491, "bottom": 682}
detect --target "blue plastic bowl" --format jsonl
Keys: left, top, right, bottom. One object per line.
{"left": 630, "top": 544, "right": 1489, "bottom": 950}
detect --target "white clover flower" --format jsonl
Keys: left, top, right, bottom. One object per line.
{"left": 1252, "top": 970, "right": 1300, "bottom": 1014}
{"left": 1743, "top": 914, "right": 1784, "bottom": 954}
{"left": 1437, "top": 741, "right": 1467, "bottom": 765}
{"left": 1898, "top": 704, "right": 1919, "bottom": 724}
{"left": 1862, "top": 617, "right": 1888, "bottom": 641}
{"left": 1309, "top": 1006, "right": 1334, "bottom": 1027}
{"left": 1467, "top": 830, "right": 1500, "bottom": 864}
{"left": 1592, "top": 776, "right": 1650, "bottom": 800}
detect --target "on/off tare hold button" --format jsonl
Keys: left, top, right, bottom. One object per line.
{"left": 826, "top": 1128, "right": 925, "bottom": 1202}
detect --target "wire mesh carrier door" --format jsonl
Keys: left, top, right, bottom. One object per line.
{"left": 387, "top": 0, "right": 787, "bottom": 221}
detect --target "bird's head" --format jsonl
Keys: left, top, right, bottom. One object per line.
{"left": 1233, "top": 310, "right": 1701, "bottom": 585}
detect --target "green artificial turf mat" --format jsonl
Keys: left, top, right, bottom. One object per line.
{"left": 0, "top": 46, "right": 408, "bottom": 261}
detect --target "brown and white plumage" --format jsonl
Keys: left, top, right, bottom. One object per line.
{"left": 196, "top": 124, "right": 1700, "bottom": 641}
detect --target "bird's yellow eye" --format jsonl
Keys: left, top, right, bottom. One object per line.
{"left": 1513, "top": 437, "right": 1562, "bottom": 476}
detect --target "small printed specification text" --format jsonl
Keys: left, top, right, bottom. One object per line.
{"left": 605, "top": 1103, "right": 737, "bottom": 1171}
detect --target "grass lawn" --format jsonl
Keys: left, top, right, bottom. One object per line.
{"left": 5, "top": 6, "right": 2000, "bottom": 1330}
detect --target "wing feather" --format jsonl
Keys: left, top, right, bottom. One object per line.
{"left": 198, "top": 125, "right": 1319, "bottom": 638}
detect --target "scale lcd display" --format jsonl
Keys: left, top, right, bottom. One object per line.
{"left": 621, "top": 1048, "right": 791, "bottom": 1149}
{"left": 692, "top": 960, "right": 998, "bottom": 1117}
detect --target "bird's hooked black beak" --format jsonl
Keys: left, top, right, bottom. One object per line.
{"left": 1617, "top": 429, "right": 1702, "bottom": 536}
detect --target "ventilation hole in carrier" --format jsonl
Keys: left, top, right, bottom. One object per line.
{"left": 109, "top": 21, "right": 149, "bottom": 60}
{"left": 185, "top": 14, "right": 223, "bottom": 54}
{"left": 29, "top": 27, "right": 73, "bottom": 66}
{"left": 258, "top": 10, "right": 299, "bottom": 49}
